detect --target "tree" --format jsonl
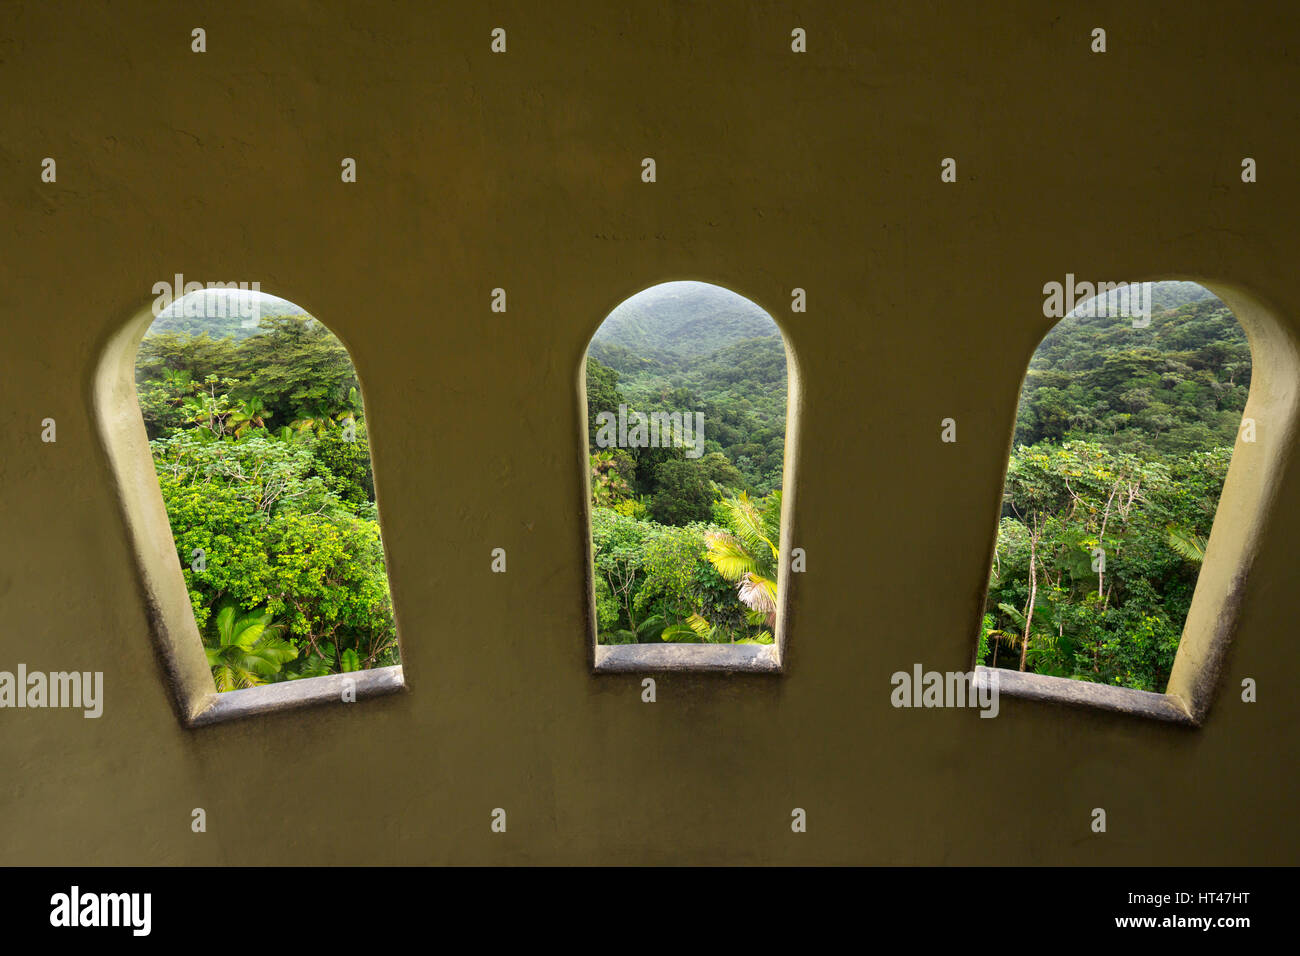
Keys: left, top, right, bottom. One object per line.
{"left": 699, "top": 489, "right": 782, "bottom": 641}
{"left": 236, "top": 315, "right": 359, "bottom": 424}
{"left": 649, "top": 458, "right": 714, "bottom": 524}
{"left": 590, "top": 450, "right": 634, "bottom": 506}
{"left": 985, "top": 439, "right": 1228, "bottom": 691}
{"left": 136, "top": 332, "right": 238, "bottom": 387}
{"left": 591, "top": 508, "right": 651, "bottom": 636}
{"left": 585, "top": 357, "right": 625, "bottom": 444}
{"left": 204, "top": 602, "right": 298, "bottom": 691}
{"left": 151, "top": 424, "right": 397, "bottom": 680}
{"left": 184, "top": 374, "right": 242, "bottom": 438}
{"left": 136, "top": 315, "right": 401, "bottom": 689}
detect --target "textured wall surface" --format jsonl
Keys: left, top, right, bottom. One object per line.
{"left": 1, "top": 1, "right": 1297, "bottom": 864}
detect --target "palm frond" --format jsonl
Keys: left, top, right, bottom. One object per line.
{"left": 717, "top": 492, "right": 779, "bottom": 567}
{"left": 737, "top": 573, "right": 777, "bottom": 617}
{"left": 704, "top": 531, "right": 759, "bottom": 582}
{"left": 1167, "top": 525, "right": 1207, "bottom": 564}
{"left": 660, "top": 622, "right": 704, "bottom": 643}
{"left": 686, "top": 613, "right": 713, "bottom": 638}
{"left": 996, "top": 602, "right": 1027, "bottom": 629}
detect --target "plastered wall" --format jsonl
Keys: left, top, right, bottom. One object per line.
{"left": 1, "top": 1, "right": 1296, "bottom": 864}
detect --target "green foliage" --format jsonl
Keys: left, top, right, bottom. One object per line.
{"left": 593, "top": 575, "right": 622, "bottom": 631}
{"left": 1015, "top": 295, "right": 1249, "bottom": 455}
{"left": 702, "top": 490, "right": 781, "bottom": 630}
{"left": 136, "top": 311, "right": 399, "bottom": 690}
{"left": 146, "top": 294, "right": 305, "bottom": 341}
{"left": 204, "top": 602, "right": 299, "bottom": 691}
{"left": 585, "top": 284, "right": 789, "bottom": 645}
{"left": 591, "top": 488, "right": 783, "bottom": 646}
{"left": 986, "top": 290, "right": 1248, "bottom": 692}
{"left": 611, "top": 496, "right": 650, "bottom": 520}
{"left": 584, "top": 287, "right": 788, "bottom": 506}
{"left": 136, "top": 334, "right": 239, "bottom": 395}
{"left": 309, "top": 422, "right": 376, "bottom": 509}
{"left": 636, "top": 523, "right": 713, "bottom": 625}
{"left": 234, "top": 316, "right": 360, "bottom": 425}
{"left": 976, "top": 614, "right": 993, "bottom": 665}
{"left": 988, "top": 395, "right": 1239, "bottom": 685}
{"left": 1167, "top": 525, "right": 1207, "bottom": 564}
{"left": 136, "top": 314, "right": 363, "bottom": 439}
{"left": 584, "top": 358, "right": 626, "bottom": 445}
{"left": 590, "top": 280, "right": 780, "bottom": 363}
{"left": 590, "top": 449, "right": 635, "bottom": 507}
{"left": 586, "top": 343, "right": 788, "bottom": 498}
{"left": 649, "top": 459, "right": 715, "bottom": 524}
{"left": 590, "top": 508, "right": 653, "bottom": 633}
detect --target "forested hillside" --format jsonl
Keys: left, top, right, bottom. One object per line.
{"left": 587, "top": 283, "right": 789, "bottom": 646}
{"left": 588, "top": 282, "right": 788, "bottom": 497}
{"left": 592, "top": 281, "right": 781, "bottom": 361}
{"left": 1016, "top": 287, "right": 1250, "bottom": 454}
{"left": 983, "top": 283, "right": 1250, "bottom": 692}
{"left": 146, "top": 289, "right": 308, "bottom": 341}
{"left": 140, "top": 280, "right": 1243, "bottom": 687}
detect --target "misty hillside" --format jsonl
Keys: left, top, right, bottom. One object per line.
{"left": 1147, "top": 280, "right": 1217, "bottom": 312}
{"left": 147, "top": 289, "right": 313, "bottom": 341}
{"left": 1065, "top": 279, "right": 1217, "bottom": 319}
{"left": 585, "top": 282, "right": 789, "bottom": 494}
{"left": 591, "top": 281, "right": 779, "bottom": 366}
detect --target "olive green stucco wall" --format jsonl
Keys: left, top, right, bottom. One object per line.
{"left": 1, "top": 1, "right": 1296, "bottom": 864}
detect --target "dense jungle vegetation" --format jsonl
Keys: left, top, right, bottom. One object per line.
{"left": 141, "top": 280, "right": 1248, "bottom": 694}
{"left": 136, "top": 301, "right": 397, "bottom": 690}
{"left": 981, "top": 282, "right": 1250, "bottom": 691}
{"left": 587, "top": 282, "right": 788, "bottom": 645}
{"left": 587, "top": 279, "right": 1251, "bottom": 696}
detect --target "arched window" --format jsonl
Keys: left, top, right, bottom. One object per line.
{"left": 975, "top": 279, "right": 1290, "bottom": 724}
{"left": 95, "top": 288, "right": 404, "bottom": 724}
{"left": 581, "top": 281, "right": 799, "bottom": 673}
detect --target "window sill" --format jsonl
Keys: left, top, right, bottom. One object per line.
{"left": 593, "top": 643, "right": 781, "bottom": 673}
{"left": 973, "top": 665, "right": 1196, "bottom": 726}
{"left": 187, "top": 665, "right": 406, "bottom": 727}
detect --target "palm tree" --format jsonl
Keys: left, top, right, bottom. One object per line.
{"left": 293, "top": 387, "right": 365, "bottom": 438}
{"left": 590, "top": 451, "right": 632, "bottom": 505}
{"left": 291, "top": 408, "right": 335, "bottom": 438}
{"left": 658, "top": 612, "right": 749, "bottom": 644}
{"left": 333, "top": 386, "right": 364, "bottom": 425}
{"left": 703, "top": 489, "right": 782, "bottom": 631}
{"left": 204, "top": 602, "right": 298, "bottom": 691}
